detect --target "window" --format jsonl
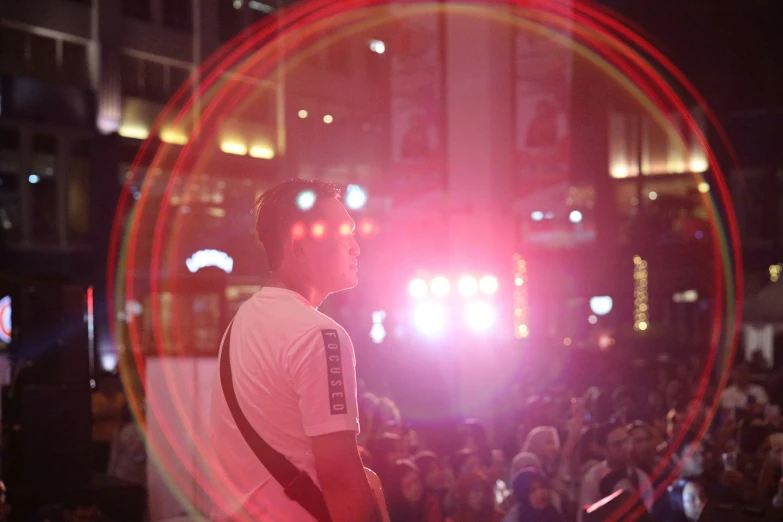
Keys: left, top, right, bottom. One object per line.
{"left": 62, "top": 41, "right": 89, "bottom": 88}
{"left": 162, "top": 0, "right": 193, "bottom": 32}
{"left": 0, "top": 27, "right": 26, "bottom": 76}
{"left": 144, "top": 61, "right": 166, "bottom": 102}
{"left": 121, "top": 0, "right": 151, "bottom": 20}
{"left": 121, "top": 54, "right": 143, "bottom": 97}
{"left": 30, "top": 134, "right": 58, "bottom": 244}
{"left": 168, "top": 66, "right": 191, "bottom": 99}
{"left": 29, "top": 34, "right": 57, "bottom": 82}
{"left": 218, "top": 0, "right": 246, "bottom": 43}
{"left": 68, "top": 140, "right": 90, "bottom": 243}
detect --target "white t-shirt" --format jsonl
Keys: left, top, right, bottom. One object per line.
{"left": 720, "top": 384, "right": 769, "bottom": 410}
{"left": 209, "top": 287, "right": 360, "bottom": 521}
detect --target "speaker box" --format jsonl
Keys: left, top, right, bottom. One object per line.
{"left": 583, "top": 490, "right": 653, "bottom": 522}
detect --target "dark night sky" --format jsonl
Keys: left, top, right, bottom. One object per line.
{"left": 600, "top": 0, "right": 783, "bottom": 113}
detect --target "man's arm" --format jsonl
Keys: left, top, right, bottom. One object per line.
{"left": 312, "top": 430, "right": 381, "bottom": 522}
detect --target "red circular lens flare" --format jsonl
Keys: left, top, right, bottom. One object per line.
{"left": 339, "top": 222, "right": 352, "bottom": 236}
{"left": 291, "top": 221, "right": 306, "bottom": 240}
{"left": 106, "top": 1, "right": 744, "bottom": 519}
{"left": 312, "top": 221, "right": 325, "bottom": 239}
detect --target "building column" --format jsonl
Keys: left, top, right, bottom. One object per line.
{"left": 443, "top": 8, "right": 519, "bottom": 422}
{"left": 95, "top": 0, "right": 123, "bottom": 134}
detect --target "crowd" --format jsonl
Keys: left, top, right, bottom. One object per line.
{"left": 358, "top": 355, "right": 783, "bottom": 522}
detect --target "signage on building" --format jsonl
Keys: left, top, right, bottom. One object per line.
{"left": 389, "top": 8, "right": 445, "bottom": 195}
{"left": 186, "top": 250, "right": 234, "bottom": 274}
{"left": 0, "top": 295, "right": 11, "bottom": 344}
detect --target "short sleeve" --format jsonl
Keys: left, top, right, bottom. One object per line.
{"left": 287, "top": 325, "right": 359, "bottom": 438}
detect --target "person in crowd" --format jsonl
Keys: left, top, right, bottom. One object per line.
{"left": 611, "top": 386, "right": 636, "bottom": 425}
{"left": 507, "top": 468, "right": 565, "bottom": 522}
{"left": 91, "top": 372, "right": 126, "bottom": 473}
{"left": 414, "top": 451, "right": 454, "bottom": 515}
{"left": 448, "top": 470, "right": 503, "bottom": 522}
{"left": 628, "top": 421, "right": 657, "bottom": 478}
{"left": 107, "top": 404, "right": 146, "bottom": 487}
{"left": 370, "top": 433, "right": 404, "bottom": 486}
{"left": 573, "top": 426, "right": 604, "bottom": 481}
{"left": 453, "top": 448, "right": 483, "bottom": 479}
{"left": 385, "top": 460, "right": 442, "bottom": 522}
{"left": 517, "top": 425, "right": 575, "bottom": 515}
{"left": 720, "top": 363, "right": 769, "bottom": 410}
{"left": 578, "top": 422, "right": 654, "bottom": 521}
{"left": 377, "top": 397, "right": 403, "bottom": 428}
{"left": 667, "top": 478, "right": 707, "bottom": 522}
{"left": 359, "top": 392, "right": 381, "bottom": 448}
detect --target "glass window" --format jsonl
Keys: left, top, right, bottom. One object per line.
{"left": 218, "top": 0, "right": 246, "bottom": 43}
{"left": 68, "top": 140, "right": 90, "bottom": 243}
{"left": 168, "top": 66, "right": 191, "bottom": 99}
{"left": 30, "top": 175, "right": 57, "bottom": 244}
{"left": 29, "top": 34, "right": 57, "bottom": 82}
{"left": 0, "top": 174, "right": 21, "bottom": 245}
{"left": 121, "top": 54, "right": 143, "bottom": 97}
{"left": 162, "top": 0, "right": 193, "bottom": 32}
{"left": 62, "top": 41, "right": 89, "bottom": 87}
{"left": 121, "top": 0, "right": 151, "bottom": 20}
{"left": 30, "top": 133, "right": 58, "bottom": 244}
{"left": 0, "top": 27, "right": 27, "bottom": 76}
{"left": 144, "top": 61, "right": 166, "bottom": 102}
{"left": 0, "top": 128, "right": 21, "bottom": 174}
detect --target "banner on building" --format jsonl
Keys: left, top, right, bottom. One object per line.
{"left": 389, "top": 11, "right": 445, "bottom": 196}
{"left": 514, "top": 2, "right": 583, "bottom": 248}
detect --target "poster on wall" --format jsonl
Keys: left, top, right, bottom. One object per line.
{"left": 389, "top": 11, "right": 444, "bottom": 197}
{"left": 514, "top": 2, "right": 584, "bottom": 248}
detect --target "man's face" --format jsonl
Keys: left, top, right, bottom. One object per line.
{"left": 605, "top": 426, "right": 631, "bottom": 467}
{"left": 630, "top": 427, "right": 655, "bottom": 465}
{"left": 299, "top": 197, "right": 360, "bottom": 294}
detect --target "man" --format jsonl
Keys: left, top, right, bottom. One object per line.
{"left": 720, "top": 363, "right": 769, "bottom": 410}
{"left": 628, "top": 421, "right": 656, "bottom": 477}
{"left": 209, "top": 179, "right": 379, "bottom": 521}
{"left": 578, "top": 422, "right": 654, "bottom": 521}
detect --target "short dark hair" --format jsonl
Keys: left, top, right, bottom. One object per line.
{"left": 596, "top": 420, "right": 625, "bottom": 447}
{"left": 252, "top": 178, "right": 340, "bottom": 270}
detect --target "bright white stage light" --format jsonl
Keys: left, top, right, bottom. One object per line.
{"left": 589, "top": 296, "right": 613, "bottom": 316}
{"left": 458, "top": 276, "right": 478, "bottom": 297}
{"left": 413, "top": 302, "right": 447, "bottom": 336}
{"left": 345, "top": 184, "right": 367, "bottom": 210}
{"left": 465, "top": 302, "right": 495, "bottom": 332}
{"left": 430, "top": 276, "right": 450, "bottom": 298}
{"left": 479, "top": 275, "right": 498, "bottom": 295}
{"left": 409, "top": 278, "right": 428, "bottom": 299}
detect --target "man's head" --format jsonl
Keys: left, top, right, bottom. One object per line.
{"left": 732, "top": 363, "right": 751, "bottom": 389}
{"left": 598, "top": 421, "right": 631, "bottom": 469}
{"left": 627, "top": 421, "right": 656, "bottom": 469}
{"left": 254, "top": 179, "right": 360, "bottom": 298}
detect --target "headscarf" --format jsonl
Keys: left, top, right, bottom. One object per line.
{"left": 451, "top": 470, "right": 498, "bottom": 522}
{"left": 385, "top": 460, "right": 427, "bottom": 522}
{"left": 521, "top": 426, "right": 560, "bottom": 466}
{"left": 512, "top": 468, "right": 564, "bottom": 522}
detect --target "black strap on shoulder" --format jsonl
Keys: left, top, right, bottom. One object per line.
{"left": 220, "top": 320, "right": 333, "bottom": 522}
